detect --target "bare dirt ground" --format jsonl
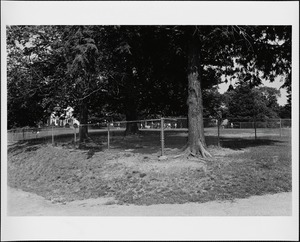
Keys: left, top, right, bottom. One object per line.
{"left": 7, "top": 187, "right": 292, "bottom": 216}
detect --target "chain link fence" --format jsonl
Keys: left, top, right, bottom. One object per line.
{"left": 7, "top": 118, "right": 291, "bottom": 155}
{"left": 7, "top": 126, "right": 78, "bottom": 144}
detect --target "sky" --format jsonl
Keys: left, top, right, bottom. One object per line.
{"left": 218, "top": 76, "right": 288, "bottom": 106}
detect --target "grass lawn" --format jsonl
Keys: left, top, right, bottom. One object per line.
{"left": 7, "top": 130, "right": 291, "bottom": 205}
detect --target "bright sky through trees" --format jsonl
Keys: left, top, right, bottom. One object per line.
{"left": 218, "top": 76, "right": 288, "bottom": 106}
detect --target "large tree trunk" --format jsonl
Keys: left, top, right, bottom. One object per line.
{"left": 186, "top": 32, "right": 211, "bottom": 158}
{"left": 79, "top": 100, "right": 89, "bottom": 142}
{"left": 125, "top": 96, "right": 139, "bottom": 135}
{"left": 124, "top": 73, "right": 139, "bottom": 135}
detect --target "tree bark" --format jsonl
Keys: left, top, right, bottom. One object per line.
{"left": 186, "top": 32, "right": 212, "bottom": 158}
{"left": 125, "top": 96, "right": 139, "bottom": 135}
{"left": 79, "top": 100, "right": 89, "bottom": 142}
{"left": 123, "top": 73, "right": 139, "bottom": 135}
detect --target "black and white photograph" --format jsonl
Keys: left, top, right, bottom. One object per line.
{"left": 1, "top": 1, "right": 299, "bottom": 241}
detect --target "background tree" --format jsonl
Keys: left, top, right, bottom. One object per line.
{"left": 181, "top": 25, "right": 291, "bottom": 158}
{"left": 226, "top": 85, "right": 280, "bottom": 121}
{"left": 278, "top": 103, "right": 291, "bottom": 119}
{"left": 202, "top": 87, "right": 224, "bottom": 119}
{"left": 7, "top": 25, "right": 291, "bottom": 154}
{"left": 59, "top": 26, "right": 101, "bottom": 141}
{"left": 7, "top": 26, "right": 62, "bottom": 128}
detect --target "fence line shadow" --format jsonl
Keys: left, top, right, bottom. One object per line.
{"left": 8, "top": 129, "right": 289, "bottom": 157}
{"left": 218, "top": 137, "right": 286, "bottom": 150}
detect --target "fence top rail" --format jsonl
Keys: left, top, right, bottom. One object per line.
{"left": 164, "top": 118, "right": 181, "bottom": 121}
{"left": 8, "top": 118, "right": 291, "bottom": 131}
{"left": 79, "top": 118, "right": 162, "bottom": 126}
{"left": 225, "top": 118, "right": 288, "bottom": 121}
{"left": 7, "top": 126, "right": 74, "bottom": 132}
{"left": 8, "top": 127, "right": 44, "bottom": 132}
{"left": 113, "top": 118, "right": 162, "bottom": 124}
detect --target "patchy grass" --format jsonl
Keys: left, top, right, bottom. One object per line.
{"left": 7, "top": 132, "right": 291, "bottom": 205}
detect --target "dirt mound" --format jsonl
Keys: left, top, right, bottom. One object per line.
{"left": 7, "top": 137, "right": 292, "bottom": 205}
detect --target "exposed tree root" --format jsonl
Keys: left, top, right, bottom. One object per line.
{"left": 197, "top": 140, "right": 212, "bottom": 158}
{"left": 172, "top": 140, "right": 213, "bottom": 163}
{"left": 179, "top": 143, "right": 189, "bottom": 152}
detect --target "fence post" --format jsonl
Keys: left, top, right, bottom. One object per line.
{"left": 160, "top": 117, "right": 165, "bottom": 156}
{"left": 107, "top": 122, "right": 110, "bottom": 150}
{"left": 217, "top": 119, "right": 220, "bottom": 147}
{"left": 74, "top": 126, "right": 77, "bottom": 144}
{"left": 51, "top": 126, "right": 54, "bottom": 146}
{"left": 254, "top": 120, "right": 257, "bottom": 140}
{"left": 279, "top": 119, "right": 282, "bottom": 137}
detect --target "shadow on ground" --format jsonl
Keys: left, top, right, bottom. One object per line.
{"left": 219, "top": 137, "right": 285, "bottom": 150}
{"left": 8, "top": 131, "right": 287, "bottom": 158}
{"left": 164, "top": 134, "right": 285, "bottom": 151}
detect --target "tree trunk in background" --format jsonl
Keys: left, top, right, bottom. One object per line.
{"left": 125, "top": 96, "right": 139, "bottom": 135}
{"left": 79, "top": 100, "right": 89, "bottom": 142}
{"left": 186, "top": 33, "right": 211, "bottom": 158}
{"left": 123, "top": 73, "right": 139, "bottom": 135}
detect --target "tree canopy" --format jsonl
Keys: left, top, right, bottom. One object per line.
{"left": 224, "top": 85, "right": 281, "bottom": 122}
{"left": 7, "top": 25, "right": 291, "bottom": 155}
